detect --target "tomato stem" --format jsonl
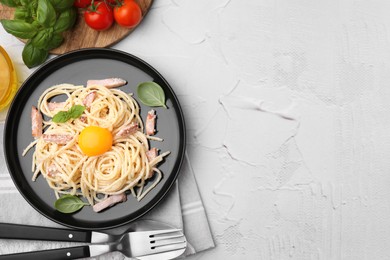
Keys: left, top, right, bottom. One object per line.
{"left": 88, "top": 0, "right": 102, "bottom": 12}
{"left": 104, "top": 0, "right": 122, "bottom": 8}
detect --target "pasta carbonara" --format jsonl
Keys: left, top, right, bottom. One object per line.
{"left": 23, "top": 81, "right": 169, "bottom": 211}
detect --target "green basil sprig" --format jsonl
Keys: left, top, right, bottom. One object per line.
{"left": 44, "top": 33, "right": 63, "bottom": 50}
{"left": 22, "top": 40, "right": 48, "bottom": 68}
{"left": 49, "top": 0, "right": 74, "bottom": 11}
{"left": 31, "top": 27, "right": 53, "bottom": 48}
{"left": 52, "top": 105, "right": 86, "bottom": 123}
{"left": 54, "top": 8, "right": 76, "bottom": 33}
{"left": 36, "top": 0, "right": 56, "bottom": 27}
{"left": 54, "top": 195, "right": 89, "bottom": 214}
{"left": 0, "top": 0, "right": 20, "bottom": 7}
{"left": 1, "top": 19, "right": 38, "bottom": 38}
{"left": 0, "top": 0, "right": 76, "bottom": 68}
{"left": 137, "top": 82, "right": 167, "bottom": 108}
{"left": 13, "top": 6, "right": 32, "bottom": 22}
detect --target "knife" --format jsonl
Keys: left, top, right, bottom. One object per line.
{"left": 0, "top": 223, "right": 117, "bottom": 243}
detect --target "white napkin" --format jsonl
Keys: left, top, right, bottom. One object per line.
{"left": 0, "top": 124, "right": 215, "bottom": 258}
{"left": 178, "top": 153, "right": 215, "bottom": 255}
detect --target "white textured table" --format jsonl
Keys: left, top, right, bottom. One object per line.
{"left": 2, "top": 0, "right": 390, "bottom": 259}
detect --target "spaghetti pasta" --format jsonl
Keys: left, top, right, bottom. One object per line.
{"left": 23, "top": 83, "right": 169, "bottom": 208}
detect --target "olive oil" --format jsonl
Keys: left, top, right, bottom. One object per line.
{"left": 0, "top": 46, "right": 18, "bottom": 121}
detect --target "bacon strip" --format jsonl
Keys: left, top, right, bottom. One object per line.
{"left": 145, "top": 109, "right": 156, "bottom": 136}
{"left": 146, "top": 148, "right": 158, "bottom": 179}
{"left": 42, "top": 134, "right": 73, "bottom": 144}
{"left": 86, "top": 78, "right": 127, "bottom": 89}
{"left": 83, "top": 91, "right": 96, "bottom": 108}
{"left": 47, "top": 102, "right": 66, "bottom": 111}
{"left": 31, "top": 106, "right": 43, "bottom": 138}
{"left": 115, "top": 122, "right": 138, "bottom": 138}
{"left": 146, "top": 147, "right": 158, "bottom": 162}
{"left": 93, "top": 193, "right": 127, "bottom": 213}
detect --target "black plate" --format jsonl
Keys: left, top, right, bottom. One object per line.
{"left": 3, "top": 48, "right": 186, "bottom": 230}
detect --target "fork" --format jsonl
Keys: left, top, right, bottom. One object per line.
{"left": 0, "top": 225, "right": 186, "bottom": 260}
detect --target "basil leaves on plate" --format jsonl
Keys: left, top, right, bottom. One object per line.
{"left": 52, "top": 105, "right": 86, "bottom": 123}
{"left": 54, "top": 195, "right": 88, "bottom": 214}
{"left": 137, "top": 81, "right": 167, "bottom": 108}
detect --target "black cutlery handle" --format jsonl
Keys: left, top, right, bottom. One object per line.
{"left": 0, "top": 246, "right": 90, "bottom": 260}
{"left": 0, "top": 223, "right": 91, "bottom": 242}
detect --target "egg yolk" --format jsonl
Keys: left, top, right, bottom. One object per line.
{"left": 78, "top": 126, "right": 113, "bottom": 156}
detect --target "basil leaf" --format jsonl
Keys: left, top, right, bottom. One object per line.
{"left": 22, "top": 41, "right": 48, "bottom": 68}
{"left": 31, "top": 20, "right": 40, "bottom": 28}
{"left": 68, "top": 105, "right": 86, "bottom": 119}
{"left": 21, "top": 0, "right": 38, "bottom": 19}
{"left": 54, "top": 195, "right": 88, "bottom": 214}
{"left": 28, "top": 0, "right": 38, "bottom": 14}
{"left": 54, "top": 8, "right": 76, "bottom": 33}
{"left": 19, "top": 0, "right": 30, "bottom": 6}
{"left": 49, "top": 0, "right": 74, "bottom": 11}
{"left": 0, "top": 0, "right": 21, "bottom": 7}
{"left": 52, "top": 111, "right": 70, "bottom": 123}
{"left": 44, "top": 33, "right": 63, "bottom": 50}
{"left": 52, "top": 105, "right": 85, "bottom": 123}
{"left": 137, "top": 82, "right": 167, "bottom": 108}
{"left": 13, "top": 6, "right": 30, "bottom": 21}
{"left": 31, "top": 28, "right": 53, "bottom": 49}
{"left": 0, "top": 19, "right": 38, "bottom": 39}
{"left": 36, "top": 0, "right": 56, "bottom": 28}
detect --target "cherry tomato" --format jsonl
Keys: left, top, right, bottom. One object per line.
{"left": 74, "top": 0, "right": 92, "bottom": 8}
{"left": 114, "top": 0, "right": 142, "bottom": 29}
{"left": 84, "top": 1, "right": 114, "bottom": 31}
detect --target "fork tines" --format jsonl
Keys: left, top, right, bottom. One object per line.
{"left": 149, "top": 229, "right": 183, "bottom": 241}
{"left": 148, "top": 229, "right": 182, "bottom": 237}
{"left": 148, "top": 229, "right": 186, "bottom": 253}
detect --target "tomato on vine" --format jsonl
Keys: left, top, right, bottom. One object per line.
{"left": 113, "top": 0, "right": 142, "bottom": 29}
{"left": 84, "top": 1, "right": 114, "bottom": 31}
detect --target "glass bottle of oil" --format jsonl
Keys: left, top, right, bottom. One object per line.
{"left": 0, "top": 46, "right": 18, "bottom": 122}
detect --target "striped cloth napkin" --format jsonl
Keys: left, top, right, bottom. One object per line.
{"left": 0, "top": 125, "right": 214, "bottom": 259}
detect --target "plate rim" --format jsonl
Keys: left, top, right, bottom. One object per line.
{"left": 3, "top": 48, "right": 186, "bottom": 230}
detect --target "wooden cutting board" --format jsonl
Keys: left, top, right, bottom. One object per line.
{"left": 0, "top": 0, "right": 153, "bottom": 55}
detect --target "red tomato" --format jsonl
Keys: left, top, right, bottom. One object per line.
{"left": 84, "top": 1, "right": 114, "bottom": 31}
{"left": 74, "top": 0, "right": 92, "bottom": 8}
{"left": 114, "top": 0, "right": 142, "bottom": 29}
